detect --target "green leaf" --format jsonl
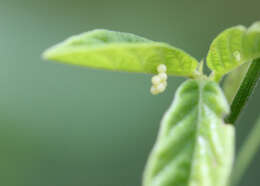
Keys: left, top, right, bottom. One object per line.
{"left": 207, "top": 21, "right": 260, "bottom": 81}
{"left": 223, "top": 62, "right": 250, "bottom": 103}
{"left": 43, "top": 29, "right": 199, "bottom": 77}
{"left": 143, "top": 79, "right": 234, "bottom": 186}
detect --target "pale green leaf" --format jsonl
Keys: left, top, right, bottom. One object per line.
{"left": 223, "top": 62, "right": 250, "bottom": 103}
{"left": 143, "top": 79, "right": 234, "bottom": 186}
{"left": 43, "top": 29, "right": 199, "bottom": 77}
{"left": 207, "top": 21, "right": 260, "bottom": 81}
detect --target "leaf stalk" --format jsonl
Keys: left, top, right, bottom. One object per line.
{"left": 225, "top": 59, "right": 260, "bottom": 125}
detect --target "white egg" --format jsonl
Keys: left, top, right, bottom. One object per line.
{"left": 157, "top": 64, "right": 167, "bottom": 73}
{"left": 151, "top": 75, "right": 161, "bottom": 85}
{"left": 159, "top": 72, "right": 167, "bottom": 81}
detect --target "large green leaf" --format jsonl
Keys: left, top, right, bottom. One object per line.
{"left": 207, "top": 21, "right": 260, "bottom": 81}
{"left": 43, "top": 29, "right": 198, "bottom": 77}
{"left": 143, "top": 79, "right": 234, "bottom": 186}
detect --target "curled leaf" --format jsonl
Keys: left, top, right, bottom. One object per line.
{"left": 43, "top": 29, "right": 198, "bottom": 77}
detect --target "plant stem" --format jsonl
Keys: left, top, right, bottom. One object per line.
{"left": 230, "top": 117, "right": 260, "bottom": 186}
{"left": 225, "top": 59, "right": 260, "bottom": 125}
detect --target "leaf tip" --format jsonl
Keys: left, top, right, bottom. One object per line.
{"left": 42, "top": 43, "right": 63, "bottom": 61}
{"left": 41, "top": 49, "right": 51, "bottom": 60}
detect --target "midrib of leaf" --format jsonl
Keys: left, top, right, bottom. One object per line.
{"left": 187, "top": 80, "right": 223, "bottom": 186}
{"left": 187, "top": 80, "right": 206, "bottom": 186}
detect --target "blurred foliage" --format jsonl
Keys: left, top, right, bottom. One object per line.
{"left": 3, "top": 0, "right": 260, "bottom": 186}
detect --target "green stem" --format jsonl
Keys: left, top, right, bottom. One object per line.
{"left": 230, "top": 117, "right": 260, "bottom": 186}
{"left": 225, "top": 59, "right": 260, "bottom": 125}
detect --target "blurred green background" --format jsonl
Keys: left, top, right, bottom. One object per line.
{"left": 3, "top": 0, "right": 260, "bottom": 185}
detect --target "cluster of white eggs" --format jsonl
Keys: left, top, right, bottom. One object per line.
{"left": 150, "top": 64, "right": 168, "bottom": 95}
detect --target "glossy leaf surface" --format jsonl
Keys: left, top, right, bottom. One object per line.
{"left": 143, "top": 79, "right": 234, "bottom": 186}
{"left": 207, "top": 21, "right": 260, "bottom": 81}
{"left": 43, "top": 29, "right": 198, "bottom": 77}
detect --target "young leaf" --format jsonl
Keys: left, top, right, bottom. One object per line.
{"left": 43, "top": 29, "right": 198, "bottom": 77}
{"left": 207, "top": 21, "right": 260, "bottom": 81}
{"left": 143, "top": 79, "right": 234, "bottom": 186}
